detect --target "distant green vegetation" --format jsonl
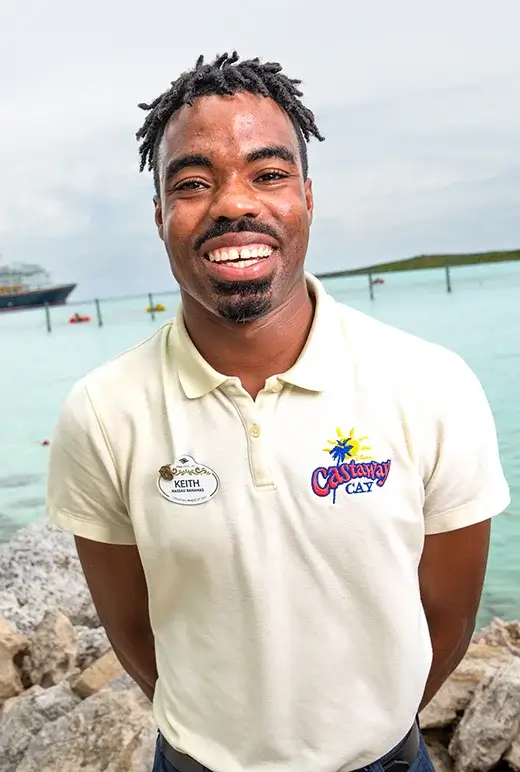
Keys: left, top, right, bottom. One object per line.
{"left": 316, "top": 249, "right": 520, "bottom": 278}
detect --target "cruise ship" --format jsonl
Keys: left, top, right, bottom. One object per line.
{"left": 0, "top": 259, "right": 76, "bottom": 312}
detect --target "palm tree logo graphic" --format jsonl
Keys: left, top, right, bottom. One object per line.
{"left": 323, "top": 427, "right": 374, "bottom": 503}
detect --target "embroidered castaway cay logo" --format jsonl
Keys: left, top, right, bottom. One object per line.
{"left": 311, "top": 427, "right": 391, "bottom": 503}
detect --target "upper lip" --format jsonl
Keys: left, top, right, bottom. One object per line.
{"left": 201, "top": 233, "right": 279, "bottom": 255}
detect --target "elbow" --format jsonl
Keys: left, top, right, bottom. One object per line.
{"left": 427, "top": 610, "right": 475, "bottom": 664}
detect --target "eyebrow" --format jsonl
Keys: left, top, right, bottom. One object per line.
{"left": 163, "top": 145, "right": 298, "bottom": 185}
{"left": 246, "top": 145, "right": 297, "bottom": 165}
{"left": 163, "top": 154, "right": 212, "bottom": 184}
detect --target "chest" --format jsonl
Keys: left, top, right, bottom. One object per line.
{"left": 122, "top": 385, "right": 426, "bottom": 572}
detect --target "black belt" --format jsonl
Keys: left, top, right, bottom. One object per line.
{"left": 160, "top": 722, "right": 420, "bottom": 772}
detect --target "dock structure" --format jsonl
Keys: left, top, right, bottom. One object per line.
{"left": 315, "top": 248, "right": 520, "bottom": 298}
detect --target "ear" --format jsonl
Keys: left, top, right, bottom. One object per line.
{"left": 304, "top": 178, "right": 314, "bottom": 226}
{"left": 154, "top": 195, "right": 164, "bottom": 241}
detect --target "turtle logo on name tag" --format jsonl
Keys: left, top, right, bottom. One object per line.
{"left": 157, "top": 455, "right": 219, "bottom": 506}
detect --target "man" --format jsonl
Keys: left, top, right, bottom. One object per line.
{"left": 47, "top": 52, "right": 510, "bottom": 772}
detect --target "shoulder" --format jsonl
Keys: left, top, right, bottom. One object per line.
{"left": 79, "top": 321, "right": 173, "bottom": 399}
{"left": 62, "top": 322, "right": 176, "bottom": 426}
{"left": 334, "top": 300, "right": 476, "bottom": 397}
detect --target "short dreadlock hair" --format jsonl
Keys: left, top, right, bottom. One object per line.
{"left": 136, "top": 52, "right": 325, "bottom": 194}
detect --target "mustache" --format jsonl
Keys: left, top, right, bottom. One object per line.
{"left": 194, "top": 218, "right": 280, "bottom": 253}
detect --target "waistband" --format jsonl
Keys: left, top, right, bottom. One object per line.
{"left": 160, "top": 721, "right": 420, "bottom": 772}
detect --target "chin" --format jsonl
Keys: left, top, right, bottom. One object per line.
{"left": 216, "top": 295, "right": 272, "bottom": 324}
{"left": 211, "top": 274, "right": 274, "bottom": 324}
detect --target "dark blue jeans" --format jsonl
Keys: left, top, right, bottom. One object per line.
{"left": 152, "top": 732, "right": 435, "bottom": 772}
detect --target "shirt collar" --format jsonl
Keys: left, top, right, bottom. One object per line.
{"left": 172, "top": 311, "right": 229, "bottom": 399}
{"left": 173, "top": 273, "right": 342, "bottom": 399}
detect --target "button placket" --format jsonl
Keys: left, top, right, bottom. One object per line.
{"left": 231, "top": 393, "right": 277, "bottom": 489}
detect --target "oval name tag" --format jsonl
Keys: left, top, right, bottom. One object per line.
{"left": 157, "top": 455, "right": 219, "bottom": 506}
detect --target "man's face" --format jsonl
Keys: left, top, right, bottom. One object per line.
{"left": 154, "top": 92, "right": 313, "bottom": 323}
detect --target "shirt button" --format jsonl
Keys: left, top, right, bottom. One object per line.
{"left": 249, "top": 423, "right": 261, "bottom": 438}
{"left": 272, "top": 383, "right": 283, "bottom": 393}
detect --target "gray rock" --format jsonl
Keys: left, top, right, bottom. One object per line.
{"left": 449, "top": 657, "right": 520, "bottom": 771}
{"left": 24, "top": 610, "right": 78, "bottom": 688}
{"left": 506, "top": 732, "right": 520, "bottom": 772}
{"left": 0, "top": 680, "right": 81, "bottom": 772}
{"left": 0, "top": 617, "right": 29, "bottom": 706}
{"left": 106, "top": 671, "right": 139, "bottom": 692}
{"left": 420, "top": 643, "right": 515, "bottom": 730}
{"left": 0, "top": 522, "right": 99, "bottom": 634}
{"left": 0, "top": 656, "right": 24, "bottom": 705}
{"left": 113, "top": 723, "right": 158, "bottom": 772}
{"left": 0, "top": 592, "right": 22, "bottom": 629}
{"left": 0, "top": 685, "right": 44, "bottom": 721}
{"left": 473, "top": 617, "right": 520, "bottom": 655}
{"left": 75, "top": 625, "right": 110, "bottom": 670}
{"left": 17, "top": 686, "right": 155, "bottom": 771}
{"left": 425, "top": 739, "right": 454, "bottom": 772}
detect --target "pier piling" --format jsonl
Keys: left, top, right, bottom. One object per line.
{"left": 44, "top": 303, "right": 52, "bottom": 333}
{"left": 95, "top": 298, "right": 103, "bottom": 327}
{"left": 445, "top": 266, "right": 452, "bottom": 293}
{"left": 148, "top": 293, "right": 156, "bottom": 321}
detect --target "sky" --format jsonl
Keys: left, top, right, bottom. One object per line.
{"left": 1, "top": 0, "right": 520, "bottom": 298}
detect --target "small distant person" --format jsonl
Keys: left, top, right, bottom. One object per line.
{"left": 47, "top": 53, "right": 510, "bottom": 772}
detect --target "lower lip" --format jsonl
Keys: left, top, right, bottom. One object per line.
{"left": 203, "top": 253, "right": 276, "bottom": 282}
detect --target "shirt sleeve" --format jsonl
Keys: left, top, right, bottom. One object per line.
{"left": 46, "top": 380, "right": 137, "bottom": 545}
{"left": 423, "top": 353, "right": 510, "bottom": 535}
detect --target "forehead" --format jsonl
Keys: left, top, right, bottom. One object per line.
{"left": 159, "top": 92, "right": 299, "bottom": 164}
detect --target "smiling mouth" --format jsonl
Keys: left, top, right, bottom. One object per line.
{"left": 204, "top": 243, "right": 274, "bottom": 268}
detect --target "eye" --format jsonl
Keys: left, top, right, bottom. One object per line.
{"left": 173, "top": 178, "right": 209, "bottom": 192}
{"left": 255, "top": 170, "right": 289, "bottom": 183}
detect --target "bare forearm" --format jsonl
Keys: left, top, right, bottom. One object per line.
{"left": 74, "top": 538, "right": 158, "bottom": 701}
{"left": 109, "top": 629, "right": 158, "bottom": 702}
{"left": 418, "top": 523, "right": 490, "bottom": 712}
{"left": 419, "top": 617, "right": 473, "bottom": 712}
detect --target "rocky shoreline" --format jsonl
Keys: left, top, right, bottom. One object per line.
{"left": 1, "top": 523, "right": 520, "bottom": 771}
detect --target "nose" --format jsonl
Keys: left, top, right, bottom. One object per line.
{"left": 208, "top": 176, "right": 262, "bottom": 221}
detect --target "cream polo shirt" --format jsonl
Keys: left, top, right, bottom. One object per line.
{"left": 47, "top": 275, "right": 510, "bottom": 772}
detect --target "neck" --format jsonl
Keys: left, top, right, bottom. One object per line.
{"left": 181, "top": 279, "right": 314, "bottom": 398}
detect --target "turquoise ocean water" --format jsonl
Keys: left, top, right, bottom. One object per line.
{"left": 1, "top": 263, "right": 519, "bottom": 628}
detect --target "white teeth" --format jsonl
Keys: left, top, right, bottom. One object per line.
{"left": 206, "top": 244, "right": 274, "bottom": 262}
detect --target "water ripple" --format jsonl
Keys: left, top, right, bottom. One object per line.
{"left": 0, "top": 473, "right": 42, "bottom": 490}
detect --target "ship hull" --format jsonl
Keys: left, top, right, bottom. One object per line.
{"left": 0, "top": 284, "right": 77, "bottom": 312}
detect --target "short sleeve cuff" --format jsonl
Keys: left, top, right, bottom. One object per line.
{"left": 424, "top": 489, "right": 511, "bottom": 535}
{"left": 48, "top": 508, "right": 137, "bottom": 545}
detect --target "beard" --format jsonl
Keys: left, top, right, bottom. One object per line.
{"left": 211, "top": 276, "right": 273, "bottom": 323}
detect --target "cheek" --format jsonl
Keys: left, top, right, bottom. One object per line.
{"left": 273, "top": 196, "right": 310, "bottom": 235}
{"left": 162, "top": 211, "right": 192, "bottom": 274}
{"left": 164, "top": 201, "right": 201, "bottom": 241}
{"left": 164, "top": 205, "right": 186, "bottom": 241}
